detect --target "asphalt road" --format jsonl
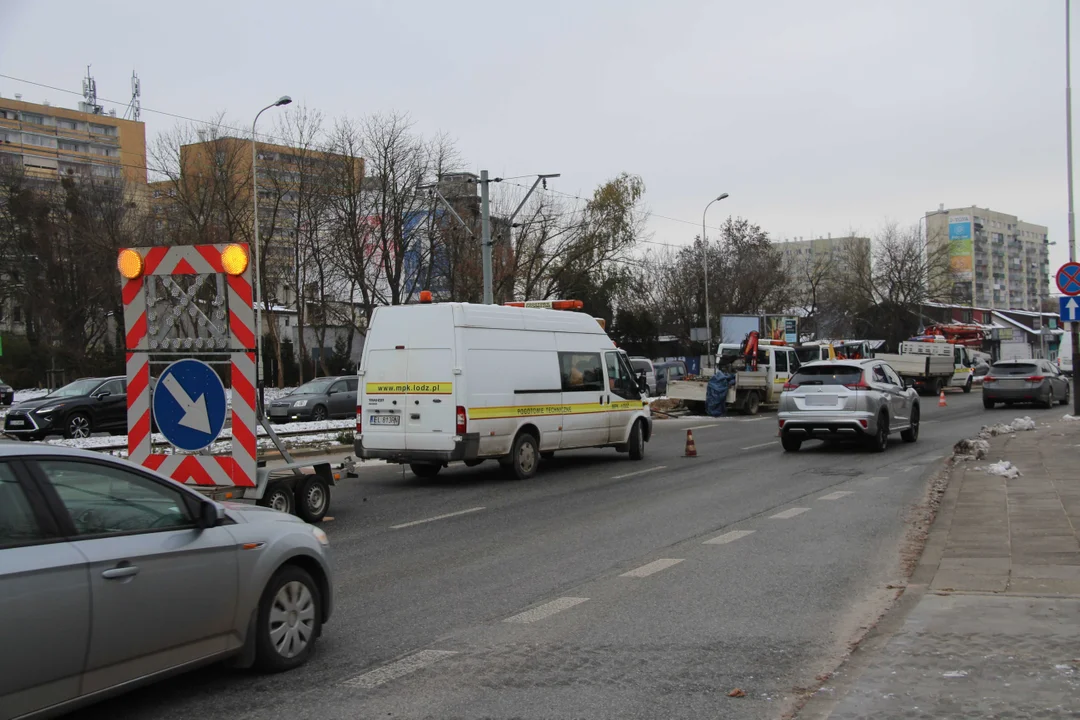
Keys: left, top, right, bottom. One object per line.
{"left": 70, "top": 392, "right": 1009, "bottom": 720}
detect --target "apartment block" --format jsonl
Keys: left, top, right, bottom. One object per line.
{"left": 926, "top": 206, "right": 1049, "bottom": 310}
{"left": 0, "top": 95, "right": 146, "bottom": 184}
{"left": 778, "top": 234, "right": 871, "bottom": 296}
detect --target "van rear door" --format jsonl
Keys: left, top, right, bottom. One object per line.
{"left": 404, "top": 347, "right": 456, "bottom": 451}
{"left": 361, "top": 348, "right": 407, "bottom": 451}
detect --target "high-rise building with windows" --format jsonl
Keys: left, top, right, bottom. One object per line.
{"left": 925, "top": 206, "right": 1049, "bottom": 310}
{"left": 0, "top": 95, "right": 146, "bottom": 184}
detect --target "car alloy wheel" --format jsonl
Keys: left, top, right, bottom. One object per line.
{"left": 67, "top": 414, "right": 91, "bottom": 439}
{"left": 312, "top": 405, "right": 328, "bottom": 421}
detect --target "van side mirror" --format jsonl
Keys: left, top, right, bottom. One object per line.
{"left": 637, "top": 377, "right": 648, "bottom": 394}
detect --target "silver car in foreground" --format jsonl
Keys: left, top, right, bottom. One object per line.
{"left": 777, "top": 359, "right": 921, "bottom": 452}
{"left": 0, "top": 444, "right": 333, "bottom": 720}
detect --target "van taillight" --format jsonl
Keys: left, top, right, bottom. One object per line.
{"left": 356, "top": 410, "right": 362, "bottom": 434}
{"left": 456, "top": 406, "right": 467, "bottom": 435}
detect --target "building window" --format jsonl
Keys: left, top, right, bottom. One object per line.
{"left": 20, "top": 113, "right": 44, "bottom": 125}
{"left": 13, "top": 306, "right": 22, "bottom": 323}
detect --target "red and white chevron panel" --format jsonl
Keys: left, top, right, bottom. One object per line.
{"left": 122, "top": 244, "right": 256, "bottom": 488}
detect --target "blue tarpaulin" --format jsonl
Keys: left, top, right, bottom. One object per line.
{"left": 706, "top": 372, "right": 735, "bottom": 417}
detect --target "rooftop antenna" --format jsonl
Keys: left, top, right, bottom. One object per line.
{"left": 124, "top": 70, "right": 141, "bottom": 121}
{"left": 81, "top": 65, "right": 103, "bottom": 115}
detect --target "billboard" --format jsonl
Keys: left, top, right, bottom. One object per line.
{"left": 765, "top": 315, "right": 798, "bottom": 343}
{"left": 948, "top": 215, "right": 974, "bottom": 280}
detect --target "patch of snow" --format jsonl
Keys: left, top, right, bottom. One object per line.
{"left": 977, "top": 460, "right": 1021, "bottom": 479}
{"left": 647, "top": 396, "right": 669, "bottom": 404}
{"left": 1064, "top": 414, "right": 1080, "bottom": 422}
{"left": 942, "top": 670, "right": 969, "bottom": 679}
{"left": 980, "top": 416, "right": 1036, "bottom": 437}
{"left": 13, "top": 389, "right": 49, "bottom": 403}
{"left": 953, "top": 438, "right": 990, "bottom": 461}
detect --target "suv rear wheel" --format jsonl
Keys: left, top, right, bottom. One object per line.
{"left": 901, "top": 406, "right": 920, "bottom": 443}
{"left": 780, "top": 433, "right": 801, "bottom": 452}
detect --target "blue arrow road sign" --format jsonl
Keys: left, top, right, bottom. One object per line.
{"left": 153, "top": 359, "right": 227, "bottom": 452}
{"left": 1061, "top": 296, "right": 1080, "bottom": 323}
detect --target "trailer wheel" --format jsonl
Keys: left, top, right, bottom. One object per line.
{"left": 745, "top": 392, "right": 761, "bottom": 416}
{"left": 295, "top": 475, "right": 330, "bottom": 524}
{"left": 258, "top": 483, "right": 295, "bottom": 515}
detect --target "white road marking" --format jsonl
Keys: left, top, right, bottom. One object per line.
{"left": 742, "top": 416, "right": 770, "bottom": 422}
{"left": 343, "top": 650, "right": 458, "bottom": 689}
{"left": 503, "top": 597, "right": 589, "bottom": 624}
{"left": 620, "top": 558, "right": 684, "bottom": 578}
{"left": 390, "top": 506, "right": 486, "bottom": 530}
{"left": 704, "top": 529, "right": 755, "bottom": 545}
{"left": 771, "top": 507, "right": 810, "bottom": 519}
{"left": 921, "top": 420, "right": 940, "bottom": 425}
{"left": 900, "top": 466, "right": 916, "bottom": 473}
{"left": 741, "top": 441, "right": 778, "bottom": 450}
{"left": 612, "top": 465, "right": 667, "bottom": 480}
{"left": 684, "top": 423, "right": 729, "bottom": 430}
{"left": 866, "top": 476, "right": 889, "bottom": 482}
{"left": 819, "top": 491, "right": 853, "bottom": 501}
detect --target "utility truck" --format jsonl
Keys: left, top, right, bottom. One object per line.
{"left": 874, "top": 339, "right": 977, "bottom": 395}
{"left": 667, "top": 339, "right": 801, "bottom": 415}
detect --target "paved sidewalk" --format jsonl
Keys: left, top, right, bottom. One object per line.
{"left": 822, "top": 415, "right": 1080, "bottom": 719}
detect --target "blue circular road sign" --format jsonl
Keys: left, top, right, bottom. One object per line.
{"left": 153, "top": 359, "right": 228, "bottom": 452}
{"left": 1056, "top": 262, "right": 1080, "bottom": 296}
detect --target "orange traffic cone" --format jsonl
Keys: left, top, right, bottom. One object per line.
{"left": 938, "top": 390, "right": 947, "bottom": 407}
{"left": 685, "top": 429, "right": 698, "bottom": 457}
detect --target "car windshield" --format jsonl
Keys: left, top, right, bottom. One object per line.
{"left": 292, "top": 379, "right": 334, "bottom": 395}
{"left": 46, "top": 378, "right": 103, "bottom": 398}
{"left": 992, "top": 363, "right": 1039, "bottom": 376}
{"left": 630, "top": 359, "right": 651, "bottom": 372}
{"left": 788, "top": 365, "right": 863, "bottom": 386}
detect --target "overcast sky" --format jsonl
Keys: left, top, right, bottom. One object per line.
{"left": 1, "top": 0, "right": 1077, "bottom": 282}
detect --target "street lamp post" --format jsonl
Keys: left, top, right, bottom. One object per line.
{"left": 1068, "top": 0, "right": 1080, "bottom": 416}
{"left": 251, "top": 95, "right": 292, "bottom": 414}
{"left": 702, "top": 193, "right": 729, "bottom": 368}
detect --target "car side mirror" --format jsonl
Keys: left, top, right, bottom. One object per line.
{"left": 198, "top": 502, "right": 224, "bottom": 529}
{"left": 93, "top": 391, "right": 111, "bottom": 400}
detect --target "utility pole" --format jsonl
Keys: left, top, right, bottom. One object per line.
{"left": 421, "top": 171, "right": 559, "bottom": 306}
{"left": 480, "top": 170, "right": 493, "bottom": 304}
{"left": 1069, "top": 0, "right": 1079, "bottom": 415}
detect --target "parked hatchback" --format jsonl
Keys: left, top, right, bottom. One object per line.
{"left": 778, "top": 359, "right": 920, "bottom": 452}
{"left": 982, "top": 359, "right": 1071, "bottom": 409}
{"left": 268, "top": 376, "right": 358, "bottom": 423}
{"left": 3, "top": 377, "right": 128, "bottom": 440}
{"left": 0, "top": 378, "right": 13, "bottom": 407}
{"left": 0, "top": 443, "right": 333, "bottom": 720}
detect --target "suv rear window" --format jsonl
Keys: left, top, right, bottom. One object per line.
{"left": 992, "top": 363, "right": 1038, "bottom": 376}
{"left": 788, "top": 365, "right": 863, "bottom": 386}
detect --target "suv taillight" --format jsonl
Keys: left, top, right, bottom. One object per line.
{"left": 844, "top": 378, "right": 872, "bottom": 390}
{"left": 1026, "top": 375, "right": 1045, "bottom": 382}
{"left": 456, "top": 406, "right": 467, "bottom": 435}
{"left": 983, "top": 375, "right": 996, "bottom": 384}
{"left": 782, "top": 382, "right": 799, "bottom": 391}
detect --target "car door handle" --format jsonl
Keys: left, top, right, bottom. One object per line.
{"left": 102, "top": 565, "right": 139, "bottom": 580}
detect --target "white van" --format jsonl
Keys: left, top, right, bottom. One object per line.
{"left": 354, "top": 302, "right": 653, "bottom": 479}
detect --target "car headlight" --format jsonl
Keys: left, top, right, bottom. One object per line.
{"left": 37, "top": 404, "right": 65, "bottom": 415}
{"left": 292, "top": 399, "right": 308, "bottom": 407}
{"left": 311, "top": 526, "right": 329, "bottom": 546}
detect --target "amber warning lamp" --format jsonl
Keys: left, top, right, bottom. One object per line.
{"left": 117, "top": 249, "right": 144, "bottom": 279}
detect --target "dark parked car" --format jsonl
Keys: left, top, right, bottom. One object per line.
{"left": 983, "top": 359, "right": 1071, "bottom": 409}
{"left": 3, "top": 377, "right": 128, "bottom": 440}
{"left": 0, "top": 378, "right": 13, "bottom": 407}
{"left": 268, "top": 376, "right": 358, "bottom": 423}
{"left": 653, "top": 361, "right": 687, "bottom": 396}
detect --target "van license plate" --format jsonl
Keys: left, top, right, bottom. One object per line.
{"left": 369, "top": 415, "right": 400, "bottom": 426}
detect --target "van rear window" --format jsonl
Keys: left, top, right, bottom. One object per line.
{"left": 559, "top": 352, "right": 604, "bottom": 392}
{"left": 789, "top": 365, "right": 863, "bottom": 386}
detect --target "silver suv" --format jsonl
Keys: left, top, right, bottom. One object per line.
{"left": 777, "top": 359, "right": 921, "bottom": 452}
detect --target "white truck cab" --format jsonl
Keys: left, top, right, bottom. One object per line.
{"left": 355, "top": 302, "right": 653, "bottom": 479}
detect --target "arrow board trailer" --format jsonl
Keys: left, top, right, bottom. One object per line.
{"left": 117, "top": 243, "right": 356, "bottom": 523}
{"left": 355, "top": 301, "right": 653, "bottom": 479}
